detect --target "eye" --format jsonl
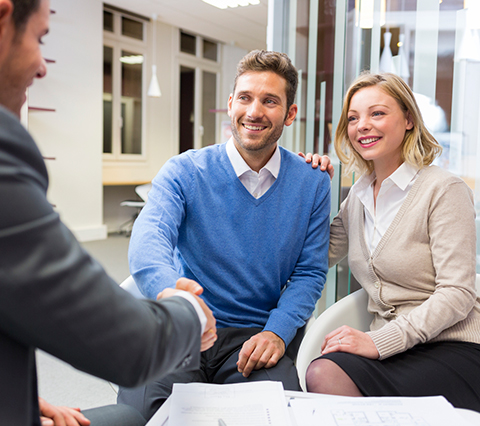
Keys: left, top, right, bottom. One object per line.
{"left": 347, "top": 115, "right": 357, "bottom": 122}
{"left": 238, "top": 95, "right": 249, "bottom": 101}
{"left": 372, "top": 111, "right": 384, "bottom": 117}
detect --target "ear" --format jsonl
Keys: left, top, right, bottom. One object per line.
{"left": 0, "top": 0, "right": 13, "bottom": 37}
{"left": 284, "top": 104, "right": 298, "bottom": 127}
{"left": 227, "top": 93, "right": 233, "bottom": 118}
{"left": 405, "top": 111, "right": 414, "bottom": 130}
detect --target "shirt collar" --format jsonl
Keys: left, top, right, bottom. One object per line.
{"left": 387, "top": 162, "right": 420, "bottom": 191}
{"left": 226, "top": 137, "right": 281, "bottom": 178}
{"left": 352, "top": 162, "right": 420, "bottom": 197}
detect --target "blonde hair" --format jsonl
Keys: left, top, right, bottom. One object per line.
{"left": 335, "top": 72, "right": 442, "bottom": 175}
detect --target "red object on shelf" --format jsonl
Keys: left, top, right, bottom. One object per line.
{"left": 28, "top": 107, "right": 56, "bottom": 112}
{"left": 45, "top": 58, "right": 56, "bottom": 64}
{"left": 43, "top": 156, "right": 56, "bottom": 161}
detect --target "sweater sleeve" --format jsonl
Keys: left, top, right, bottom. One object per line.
{"left": 329, "top": 196, "right": 350, "bottom": 268}
{"left": 129, "top": 157, "right": 187, "bottom": 299}
{"left": 367, "top": 178, "right": 477, "bottom": 359}
{"left": 264, "top": 171, "right": 331, "bottom": 346}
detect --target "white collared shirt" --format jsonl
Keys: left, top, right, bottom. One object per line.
{"left": 226, "top": 137, "right": 281, "bottom": 199}
{"left": 353, "top": 163, "right": 420, "bottom": 254}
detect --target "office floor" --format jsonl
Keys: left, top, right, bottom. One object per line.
{"left": 36, "top": 233, "right": 131, "bottom": 410}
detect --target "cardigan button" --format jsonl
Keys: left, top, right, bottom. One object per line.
{"left": 374, "top": 282, "right": 380, "bottom": 288}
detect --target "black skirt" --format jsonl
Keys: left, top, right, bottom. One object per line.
{"left": 319, "top": 341, "right": 480, "bottom": 412}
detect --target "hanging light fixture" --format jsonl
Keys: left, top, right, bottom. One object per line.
{"left": 148, "top": 13, "right": 161, "bottom": 97}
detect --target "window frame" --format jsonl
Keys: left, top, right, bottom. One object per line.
{"left": 103, "top": 8, "right": 148, "bottom": 162}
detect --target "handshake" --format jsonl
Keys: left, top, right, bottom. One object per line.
{"left": 157, "top": 278, "right": 217, "bottom": 351}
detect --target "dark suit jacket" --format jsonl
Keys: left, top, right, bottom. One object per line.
{"left": 0, "top": 106, "right": 201, "bottom": 425}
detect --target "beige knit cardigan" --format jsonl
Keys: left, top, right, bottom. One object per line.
{"left": 330, "top": 165, "right": 480, "bottom": 359}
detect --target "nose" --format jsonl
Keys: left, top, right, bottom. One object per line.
{"left": 36, "top": 58, "right": 47, "bottom": 79}
{"left": 357, "top": 115, "right": 371, "bottom": 132}
{"left": 246, "top": 99, "right": 264, "bottom": 120}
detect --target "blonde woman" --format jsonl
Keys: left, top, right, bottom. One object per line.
{"left": 304, "top": 72, "right": 480, "bottom": 411}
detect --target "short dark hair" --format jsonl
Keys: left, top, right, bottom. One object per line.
{"left": 11, "top": 0, "right": 41, "bottom": 32}
{"left": 233, "top": 50, "right": 298, "bottom": 110}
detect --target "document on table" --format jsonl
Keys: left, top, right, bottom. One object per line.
{"left": 167, "top": 381, "right": 291, "bottom": 426}
{"left": 288, "top": 394, "right": 475, "bottom": 426}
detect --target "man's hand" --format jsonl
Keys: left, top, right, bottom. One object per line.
{"left": 157, "top": 278, "right": 217, "bottom": 351}
{"left": 298, "top": 152, "right": 334, "bottom": 179}
{"left": 236, "top": 331, "right": 285, "bottom": 378}
{"left": 38, "top": 398, "right": 90, "bottom": 426}
{"left": 321, "top": 325, "right": 379, "bottom": 359}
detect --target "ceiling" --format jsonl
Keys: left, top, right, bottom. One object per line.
{"left": 105, "top": 0, "right": 269, "bottom": 52}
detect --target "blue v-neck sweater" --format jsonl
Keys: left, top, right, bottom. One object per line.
{"left": 129, "top": 143, "right": 331, "bottom": 346}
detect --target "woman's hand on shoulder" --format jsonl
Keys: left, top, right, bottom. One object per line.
{"left": 321, "top": 325, "right": 380, "bottom": 359}
{"left": 298, "top": 152, "right": 334, "bottom": 179}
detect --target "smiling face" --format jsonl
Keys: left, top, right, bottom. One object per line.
{"left": 228, "top": 70, "right": 297, "bottom": 169}
{"left": 0, "top": 0, "right": 49, "bottom": 117}
{"left": 347, "top": 85, "right": 413, "bottom": 174}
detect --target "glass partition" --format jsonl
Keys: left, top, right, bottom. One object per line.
{"left": 282, "top": 0, "right": 480, "bottom": 304}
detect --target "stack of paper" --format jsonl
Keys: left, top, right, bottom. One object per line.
{"left": 146, "top": 382, "right": 478, "bottom": 426}
{"left": 168, "top": 381, "right": 291, "bottom": 426}
{"left": 287, "top": 393, "right": 476, "bottom": 426}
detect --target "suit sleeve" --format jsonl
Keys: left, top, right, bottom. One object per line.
{"left": 0, "top": 119, "right": 201, "bottom": 388}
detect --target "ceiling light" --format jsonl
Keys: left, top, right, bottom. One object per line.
{"left": 120, "top": 55, "right": 144, "bottom": 65}
{"left": 202, "top": 0, "right": 260, "bottom": 10}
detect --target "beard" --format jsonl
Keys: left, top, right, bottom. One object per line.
{"left": 230, "top": 117, "right": 285, "bottom": 153}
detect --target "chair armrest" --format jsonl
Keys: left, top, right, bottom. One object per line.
{"left": 120, "top": 275, "right": 145, "bottom": 299}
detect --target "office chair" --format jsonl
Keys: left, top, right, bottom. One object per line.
{"left": 120, "top": 275, "right": 144, "bottom": 299}
{"left": 119, "top": 183, "right": 152, "bottom": 236}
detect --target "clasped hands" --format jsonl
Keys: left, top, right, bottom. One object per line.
{"left": 157, "top": 278, "right": 217, "bottom": 351}
{"left": 158, "top": 280, "right": 285, "bottom": 377}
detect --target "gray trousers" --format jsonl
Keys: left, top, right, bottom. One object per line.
{"left": 83, "top": 404, "right": 146, "bottom": 426}
{"left": 118, "top": 327, "right": 304, "bottom": 421}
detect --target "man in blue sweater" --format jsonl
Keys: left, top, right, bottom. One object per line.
{"left": 119, "top": 50, "right": 331, "bottom": 420}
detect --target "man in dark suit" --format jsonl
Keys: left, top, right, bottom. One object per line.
{"left": 0, "top": 0, "right": 217, "bottom": 425}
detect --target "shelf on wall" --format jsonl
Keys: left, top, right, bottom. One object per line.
{"left": 28, "top": 107, "right": 56, "bottom": 112}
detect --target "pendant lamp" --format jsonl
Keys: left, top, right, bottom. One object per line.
{"left": 148, "top": 13, "right": 161, "bottom": 97}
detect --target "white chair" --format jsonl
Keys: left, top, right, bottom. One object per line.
{"left": 296, "top": 288, "right": 372, "bottom": 391}
{"left": 119, "top": 275, "right": 144, "bottom": 299}
{"left": 119, "top": 183, "right": 152, "bottom": 235}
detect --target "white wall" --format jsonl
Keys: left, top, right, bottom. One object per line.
{"left": 26, "top": 2, "right": 250, "bottom": 239}
{"left": 28, "top": 0, "right": 106, "bottom": 242}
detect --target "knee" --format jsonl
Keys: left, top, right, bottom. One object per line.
{"left": 305, "top": 358, "right": 362, "bottom": 397}
{"left": 305, "top": 358, "right": 341, "bottom": 394}
{"left": 305, "top": 358, "right": 328, "bottom": 393}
